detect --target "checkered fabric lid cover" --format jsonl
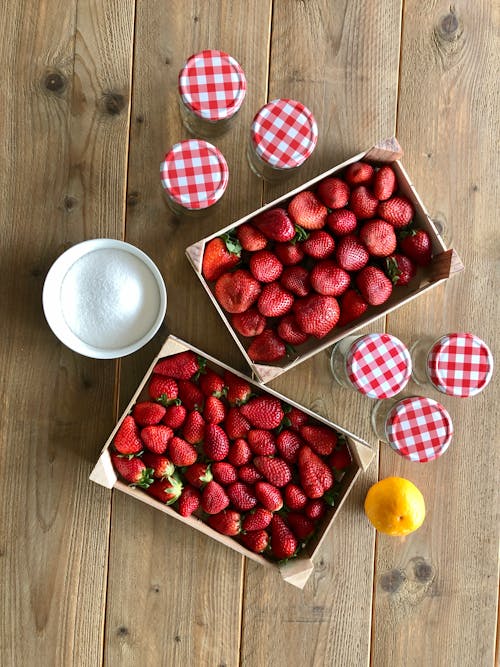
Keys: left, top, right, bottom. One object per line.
{"left": 160, "top": 140, "right": 228, "bottom": 210}
{"left": 250, "top": 99, "right": 318, "bottom": 169}
{"left": 179, "top": 50, "right": 247, "bottom": 121}
{"left": 427, "top": 333, "right": 493, "bottom": 397}
{"left": 386, "top": 397, "right": 453, "bottom": 462}
{"left": 347, "top": 333, "right": 412, "bottom": 398}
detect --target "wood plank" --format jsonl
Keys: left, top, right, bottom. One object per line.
{"left": 0, "top": 0, "right": 135, "bottom": 665}
{"left": 240, "top": 1, "right": 403, "bottom": 665}
{"left": 373, "top": 2, "right": 500, "bottom": 666}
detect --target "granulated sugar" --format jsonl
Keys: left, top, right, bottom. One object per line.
{"left": 60, "top": 248, "right": 161, "bottom": 349}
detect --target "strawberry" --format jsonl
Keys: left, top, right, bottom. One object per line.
{"left": 214, "top": 269, "right": 261, "bottom": 314}
{"left": 316, "top": 177, "right": 350, "bottom": 209}
{"left": 224, "top": 371, "right": 252, "bottom": 407}
{"left": 253, "top": 456, "right": 292, "bottom": 487}
{"left": 242, "top": 508, "right": 273, "bottom": 531}
{"left": 227, "top": 481, "right": 257, "bottom": 511}
{"left": 298, "top": 445, "right": 334, "bottom": 499}
{"left": 238, "top": 463, "right": 263, "bottom": 484}
{"left": 141, "top": 424, "right": 173, "bottom": 454}
{"left": 147, "top": 475, "right": 183, "bottom": 505}
{"left": 300, "top": 230, "right": 335, "bottom": 259}
{"left": 231, "top": 308, "right": 266, "bottom": 338}
{"left": 300, "top": 424, "right": 337, "bottom": 456}
{"left": 293, "top": 294, "right": 340, "bottom": 338}
{"left": 240, "top": 396, "right": 284, "bottom": 430}
{"left": 277, "top": 315, "right": 309, "bottom": 346}
{"left": 286, "top": 513, "right": 315, "bottom": 540}
{"left": 338, "top": 289, "right": 368, "bottom": 326}
{"left": 153, "top": 350, "right": 205, "bottom": 380}
{"left": 378, "top": 196, "right": 414, "bottom": 228}
{"left": 356, "top": 266, "right": 393, "bottom": 306}
{"left": 335, "top": 235, "right": 369, "bottom": 271}
{"left": 304, "top": 498, "right": 327, "bottom": 521}
{"left": 284, "top": 483, "right": 308, "bottom": 510}
{"left": 385, "top": 253, "right": 417, "bottom": 286}
{"left": 198, "top": 368, "right": 226, "bottom": 398}
{"left": 224, "top": 407, "right": 251, "bottom": 440}
{"left": 162, "top": 403, "right": 187, "bottom": 430}
{"left": 399, "top": 228, "right": 432, "bottom": 266}
{"left": 274, "top": 241, "right": 304, "bottom": 266}
{"left": 280, "top": 265, "right": 310, "bottom": 297}
{"left": 142, "top": 452, "right": 175, "bottom": 479}
{"left": 203, "top": 423, "right": 230, "bottom": 461}
{"left": 211, "top": 461, "right": 238, "bottom": 486}
{"left": 373, "top": 165, "right": 397, "bottom": 201}
{"left": 326, "top": 209, "right": 357, "bottom": 236}
{"left": 349, "top": 185, "right": 379, "bottom": 219}
{"left": 309, "top": 260, "right": 350, "bottom": 297}
{"left": 257, "top": 282, "right": 294, "bottom": 318}
{"left": 227, "top": 438, "right": 252, "bottom": 467}
{"left": 247, "top": 329, "right": 287, "bottom": 363}
{"left": 247, "top": 429, "right": 276, "bottom": 456}
{"left": 132, "top": 401, "right": 166, "bottom": 426}
{"left": 249, "top": 250, "right": 283, "bottom": 283}
{"left": 177, "top": 380, "right": 204, "bottom": 411}
{"left": 113, "top": 415, "right": 143, "bottom": 456}
{"left": 236, "top": 222, "right": 267, "bottom": 252}
{"left": 201, "top": 480, "right": 230, "bottom": 514}
{"left": 286, "top": 407, "right": 309, "bottom": 432}
{"left": 207, "top": 509, "right": 241, "bottom": 536}
{"left": 344, "top": 161, "right": 374, "bottom": 186}
{"left": 169, "top": 436, "right": 198, "bottom": 466}
{"left": 202, "top": 234, "right": 241, "bottom": 282}
{"left": 270, "top": 514, "right": 298, "bottom": 559}
{"left": 276, "top": 429, "right": 303, "bottom": 463}
{"left": 111, "top": 454, "right": 154, "bottom": 488}
{"left": 148, "top": 374, "right": 179, "bottom": 405}
{"left": 359, "top": 219, "right": 397, "bottom": 257}
{"left": 182, "top": 410, "right": 206, "bottom": 444}
{"left": 328, "top": 445, "right": 352, "bottom": 470}
{"left": 203, "top": 396, "right": 226, "bottom": 425}
{"left": 177, "top": 485, "right": 201, "bottom": 517}
{"left": 240, "top": 529, "right": 269, "bottom": 553}
{"left": 288, "top": 190, "right": 327, "bottom": 230}
{"left": 252, "top": 207, "right": 295, "bottom": 242}
{"left": 254, "top": 481, "right": 283, "bottom": 511}
{"left": 184, "top": 462, "right": 213, "bottom": 488}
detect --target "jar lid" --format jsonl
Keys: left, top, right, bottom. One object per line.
{"left": 250, "top": 99, "right": 318, "bottom": 169}
{"left": 385, "top": 396, "right": 453, "bottom": 462}
{"left": 347, "top": 333, "right": 412, "bottom": 398}
{"left": 427, "top": 333, "right": 493, "bottom": 397}
{"left": 178, "top": 50, "right": 247, "bottom": 121}
{"left": 160, "top": 140, "right": 229, "bottom": 210}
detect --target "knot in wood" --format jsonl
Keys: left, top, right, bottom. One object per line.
{"left": 438, "top": 10, "right": 461, "bottom": 41}
{"left": 380, "top": 568, "right": 406, "bottom": 593}
{"left": 127, "top": 191, "right": 140, "bottom": 207}
{"left": 102, "top": 92, "right": 126, "bottom": 116}
{"left": 412, "top": 558, "right": 434, "bottom": 583}
{"left": 44, "top": 70, "right": 67, "bottom": 93}
{"left": 63, "top": 195, "right": 77, "bottom": 212}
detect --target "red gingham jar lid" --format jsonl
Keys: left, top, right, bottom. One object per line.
{"left": 427, "top": 333, "right": 493, "bottom": 397}
{"left": 160, "top": 140, "right": 229, "bottom": 210}
{"left": 250, "top": 99, "right": 318, "bottom": 169}
{"left": 178, "top": 50, "right": 247, "bottom": 121}
{"left": 386, "top": 396, "right": 453, "bottom": 462}
{"left": 347, "top": 333, "right": 412, "bottom": 398}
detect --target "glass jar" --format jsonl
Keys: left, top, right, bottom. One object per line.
{"left": 371, "top": 395, "right": 453, "bottom": 462}
{"left": 247, "top": 98, "right": 318, "bottom": 181}
{"left": 160, "top": 139, "right": 229, "bottom": 216}
{"left": 410, "top": 333, "right": 493, "bottom": 397}
{"left": 178, "top": 50, "right": 247, "bottom": 138}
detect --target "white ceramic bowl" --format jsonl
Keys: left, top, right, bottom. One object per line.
{"left": 43, "top": 239, "right": 167, "bottom": 359}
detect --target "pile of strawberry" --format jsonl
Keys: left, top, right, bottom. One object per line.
{"left": 110, "top": 350, "right": 352, "bottom": 561}
{"left": 201, "top": 161, "right": 433, "bottom": 363}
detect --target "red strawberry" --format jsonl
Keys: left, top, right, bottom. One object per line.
{"left": 399, "top": 228, "right": 432, "bottom": 266}
{"left": 242, "top": 508, "right": 273, "bottom": 531}
{"left": 113, "top": 415, "right": 143, "bottom": 456}
{"left": 111, "top": 454, "right": 154, "bottom": 488}
{"left": 335, "top": 234, "right": 370, "bottom": 271}
{"left": 270, "top": 514, "right": 298, "bottom": 559}
{"left": 148, "top": 375, "right": 179, "bottom": 405}
{"left": 286, "top": 513, "right": 315, "bottom": 540}
{"left": 344, "top": 161, "right": 374, "bottom": 186}
{"left": 286, "top": 407, "right": 309, "bottom": 432}
{"left": 338, "top": 289, "right": 368, "bottom": 326}
{"left": 349, "top": 185, "right": 379, "bottom": 219}
{"left": 300, "top": 424, "right": 337, "bottom": 456}
{"left": 201, "top": 481, "right": 230, "bottom": 514}
{"left": 211, "top": 461, "right": 239, "bottom": 485}
{"left": 373, "top": 165, "right": 397, "bottom": 201}
{"left": 247, "top": 429, "right": 276, "bottom": 456}
{"left": 178, "top": 485, "right": 201, "bottom": 517}
{"left": 203, "top": 396, "right": 227, "bottom": 425}
{"left": 309, "top": 260, "right": 350, "bottom": 297}
{"left": 240, "top": 529, "right": 269, "bottom": 553}
{"left": 359, "top": 219, "right": 397, "bottom": 257}
{"left": 142, "top": 452, "right": 175, "bottom": 479}
{"left": 182, "top": 410, "right": 206, "bottom": 444}
{"left": 207, "top": 509, "right": 242, "bottom": 536}
{"left": 231, "top": 308, "right": 266, "bottom": 338}
{"left": 240, "top": 396, "right": 284, "bottom": 430}
{"left": 214, "top": 269, "right": 261, "bottom": 314}
{"left": 252, "top": 207, "right": 296, "bottom": 242}
{"left": 184, "top": 462, "right": 213, "bottom": 488}
{"left": 276, "top": 429, "right": 303, "bottom": 463}
{"left": 298, "top": 445, "right": 334, "bottom": 499}
{"left": 300, "top": 230, "right": 335, "bottom": 259}
{"left": 378, "top": 196, "right": 414, "bottom": 228}
{"left": 153, "top": 350, "right": 205, "bottom": 380}
{"left": 304, "top": 498, "right": 327, "bottom": 521}
{"left": 227, "top": 481, "right": 257, "bottom": 511}
{"left": 238, "top": 463, "right": 263, "bottom": 484}
{"left": 249, "top": 250, "right": 283, "bottom": 283}
{"left": 274, "top": 241, "right": 304, "bottom": 266}
{"left": 227, "top": 438, "right": 252, "bottom": 467}
{"left": 253, "top": 456, "right": 292, "bottom": 487}
{"left": 177, "top": 380, "right": 204, "bottom": 411}
{"left": 203, "top": 423, "right": 230, "bottom": 461}
{"left": 284, "top": 483, "right": 308, "bottom": 510}
{"left": 257, "top": 282, "right": 294, "bottom": 318}
{"left": 224, "top": 407, "right": 251, "bottom": 440}
{"left": 328, "top": 445, "right": 352, "bottom": 470}
{"left": 162, "top": 403, "right": 187, "bottom": 430}
{"left": 288, "top": 190, "right": 327, "bottom": 230}
{"left": 277, "top": 315, "right": 309, "bottom": 346}
{"left": 141, "top": 424, "right": 173, "bottom": 454}
{"left": 198, "top": 368, "right": 226, "bottom": 398}
{"left": 147, "top": 475, "right": 183, "bottom": 505}
{"left": 254, "top": 481, "right": 283, "bottom": 511}
{"left": 168, "top": 436, "right": 198, "bottom": 466}
{"left": 293, "top": 294, "right": 340, "bottom": 338}
{"left": 202, "top": 235, "right": 241, "bottom": 282}
{"left": 224, "top": 371, "right": 252, "bottom": 407}
{"left": 356, "top": 266, "right": 393, "bottom": 306}
{"left": 247, "top": 329, "right": 287, "bottom": 363}
{"left": 236, "top": 222, "right": 267, "bottom": 251}
{"left": 280, "top": 266, "right": 310, "bottom": 297}
{"left": 385, "top": 253, "right": 417, "bottom": 286}
{"left": 132, "top": 401, "right": 166, "bottom": 426}
{"left": 326, "top": 209, "right": 357, "bottom": 236}
{"left": 316, "top": 177, "right": 350, "bottom": 209}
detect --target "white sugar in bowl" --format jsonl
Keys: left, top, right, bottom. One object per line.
{"left": 43, "top": 239, "right": 167, "bottom": 359}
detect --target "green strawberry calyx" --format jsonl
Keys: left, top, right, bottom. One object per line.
{"left": 291, "top": 225, "right": 309, "bottom": 244}
{"left": 385, "top": 256, "right": 402, "bottom": 285}
{"left": 131, "top": 467, "right": 155, "bottom": 489}
{"left": 221, "top": 232, "right": 242, "bottom": 256}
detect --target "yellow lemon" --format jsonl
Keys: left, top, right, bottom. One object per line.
{"left": 364, "top": 477, "right": 426, "bottom": 536}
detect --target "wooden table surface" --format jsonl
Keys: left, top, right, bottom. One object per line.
{"left": 1, "top": 1, "right": 498, "bottom": 665}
